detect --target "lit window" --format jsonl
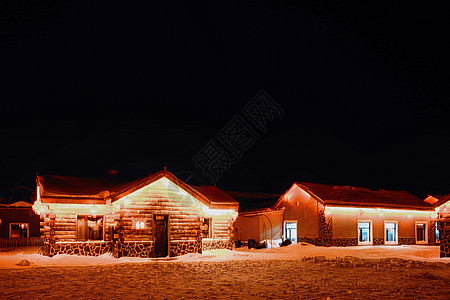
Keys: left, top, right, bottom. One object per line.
{"left": 201, "top": 218, "right": 212, "bottom": 238}
{"left": 358, "top": 221, "right": 373, "bottom": 245}
{"left": 10, "top": 223, "right": 29, "bottom": 238}
{"left": 384, "top": 221, "right": 398, "bottom": 244}
{"left": 415, "top": 221, "right": 428, "bottom": 244}
{"left": 77, "top": 215, "right": 103, "bottom": 241}
{"left": 435, "top": 221, "right": 440, "bottom": 242}
{"left": 284, "top": 221, "right": 297, "bottom": 243}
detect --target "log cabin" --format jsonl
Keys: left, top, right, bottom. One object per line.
{"left": 32, "top": 169, "right": 238, "bottom": 257}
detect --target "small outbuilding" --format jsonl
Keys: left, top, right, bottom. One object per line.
{"left": 229, "top": 191, "right": 283, "bottom": 248}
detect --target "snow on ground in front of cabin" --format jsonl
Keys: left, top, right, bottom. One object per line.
{"left": 0, "top": 244, "right": 449, "bottom": 299}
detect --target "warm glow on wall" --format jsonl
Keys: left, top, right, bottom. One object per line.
{"left": 32, "top": 199, "right": 48, "bottom": 215}
{"left": 436, "top": 204, "right": 450, "bottom": 215}
{"left": 202, "top": 206, "right": 238, "bottom": 219}
{"left": 33, "top": 199, "right": 109, "bottom": 216}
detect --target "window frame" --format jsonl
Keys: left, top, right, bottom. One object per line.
{"left": 384, "top": 221, "right": 398, "bottom": 245}
{"left": 76, "top": 214, "right": 105, "bottom": 242}
{"left": 357, "top": 220, "right": 373, "bottom": 245}
{"left": 415, "top": 221, "right": 428, "bottom": 244}
{"left": 283, "top": 220, "right": 298, "bottom": 244}
{"left": 201, "top": 218, "right": 213, "bottom": 239}
{"left": 435, "top": 221, "right": 440, "bottom": 242}
{"left": 9, "top": 223, "right": 29, "bottom": 238}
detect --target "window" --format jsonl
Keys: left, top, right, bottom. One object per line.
{"left": 384, "top": 221, "right": 398, "bottom": 244}
{"left": 9, "top": 223, "right": 29, "bottom": 238}
{"left": 415, "top": 221, "right": 428, "bottom": 244}
{"left": 77, "top": 215, "right": 104, "bottom": 241}
{"left": 435, "top": 221, "right": 440, "bottom": 242}
{"left": 358, "top": 221, "right": 373, "bottom": 245}
{"left": 284, "top": 221, "right": 297, "bottom": 243}
{"left": 201, "top": 218, "right": 212, "bottom": 238}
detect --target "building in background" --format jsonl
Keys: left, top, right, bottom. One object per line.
{"left": 0, "top": 188, "right": 41, "bottom": 248}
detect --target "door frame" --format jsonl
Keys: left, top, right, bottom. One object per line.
{"left": 283, "top": 220, "right": 298, "bottom": 243}
{"left": 153, "top": 214, "right": 169, "bottom": 257}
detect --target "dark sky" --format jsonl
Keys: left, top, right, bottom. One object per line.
{"left": 1, "top": 1, "right": 449, "bottom": 198}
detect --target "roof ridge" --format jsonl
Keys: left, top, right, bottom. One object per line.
{"left": 296, "top": 181, "right": 415, "bottom": 194}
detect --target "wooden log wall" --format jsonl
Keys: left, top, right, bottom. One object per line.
{"left": 117, "top": 180, "right": 203, "bottom": 242}
{"left": 40, "top": 210, "right": 115, "bottom": 242}
{"left": 212, "top": 217, "right": 233, "bottom": 240}
{"left": 40, "top": 179, "right": 236, "bottom": 244}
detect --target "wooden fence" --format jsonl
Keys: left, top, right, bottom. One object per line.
{"left": 0, "top": 237, "right": 43, "bottom": 248}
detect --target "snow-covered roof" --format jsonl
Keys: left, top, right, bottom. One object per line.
{"left": 192, "top": 186, "right": 239, "bottom": 209}
{"left": 37, "top": 169, "right": 238, "bottom": 210}
{"left": 294, "top": 182, "right": 434, "bottom": 210}
{"left": 0, "top": 201, "right": 33, "bottom": 208}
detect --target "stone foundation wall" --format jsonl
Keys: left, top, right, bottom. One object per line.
{"left": 202, "top": 239, "right": 234, "bottom": 251}
{"left": 299, "top": 237, "right": 358, "bottom": 247}
{"left": 373, "top": 238, "right": 384, "bottom": 245}
{"left": 317, "top": 203, "right": 333, "bottom": 241}
{"left": 43, "top": 242, "right": 112, "bottom": 257}
{"left": 429, "top": 221, "right": 436, "bottom": 245}
{"left": 331, "top": 238, "right": 358, "bottom": 246}
{"left": 438, "top": 221, "right": 450, "bottom": 258}
{"left": 398, "top": 237, "right": 416, "bottom": 245}
{"left": 170, "top": 240, "right": 201, "bottom": 257}
{"left": 299, "top": 236, "right": 425, "bottom": 247}
{"left": 41, "top": 240, "right": 208, "bottom": 258}
{"left": 113, "top": 241, "right": 154, "bottom": 258}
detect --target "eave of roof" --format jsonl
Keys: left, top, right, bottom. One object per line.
{"left": 37, "top": 169, "right": 218, "bottom": 209}
{"left": 325, "top": 201, "right": 434, "bottom": 211}
{"left": 238, "top": 207, "right": 285, "bottom": 216}
{"left": 273, "top": 182, "right": 435, "bottom": 211}
{"left": 40, "top": 196, "right": 106, "bottom": 205}
{"left": 295, "top": 182, "right": 434, "bottom": 210}
{"left": 192, "top": 186, "right": 239, "bottom": 210}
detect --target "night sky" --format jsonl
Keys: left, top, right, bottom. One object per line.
{"left": 1, "top": 2, "right": 449, "bottom": 199}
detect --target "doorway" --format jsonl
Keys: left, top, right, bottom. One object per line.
{"left": 154, "top": 215, "right": 168, "bottom": 257}
{"left": 284, "top": 220, "right": 297, "bottom": 243}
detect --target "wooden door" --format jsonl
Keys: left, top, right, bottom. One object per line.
{"left": 154, "top": 215, "right": 168, "bottom": 257}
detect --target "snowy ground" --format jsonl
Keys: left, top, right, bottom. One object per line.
{"left": 1, "top": 244, "right": 449, "bottom": 299}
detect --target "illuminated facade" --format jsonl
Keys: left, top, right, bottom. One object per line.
{"left": 230, "top": 191, "right": 284, "bottom": 248}
{"left": 33, "top": 169, "right": 238, "bottom": 257}
{"left": 431, "top": 194, "right": 450, "bottom": 257}
{"left": 273, "top": 182, "right": 440, "bottom": 248}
